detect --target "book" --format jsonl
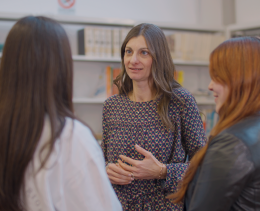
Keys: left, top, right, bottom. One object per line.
{"left": 200, "top": 109, "right": 218, "bottom": 137}
{"left": 121, "top": 28, "right": 130, "bottom": 45}
{"left": 112, "top": 68, "right": 121, "bottom": 95}
{"left": 93, "top": 28, "right": 101, "bottom": 57}
{"left": 77, "top": 27, "right": 94, "bottom": 56}
{"left": 105, "top": 29, "right": 112, "bottom": 57}
{"left": 112, "top": 28, "right": 120, "bottom": 58}
{"left": 106, "top": 66, "right": 113, "bottom": 97}
{"left": 93, "top": 69, "right": 106, "bottom": 98}
{"left": 0, "top": 43, "right": 3, "bottom": 52}
{"left": 174, "top": 70, "right": 184, "bottom": 86}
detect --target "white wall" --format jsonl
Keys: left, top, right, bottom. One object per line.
{"left": 235, "top": 0, "right": 260, "bottom": 24}
{"left": 0, "top": 0, "right": 223, "bottom": 26}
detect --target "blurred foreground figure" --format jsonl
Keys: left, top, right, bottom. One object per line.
{"left": 0, "top": 16, "right": 122, "bottom": 211}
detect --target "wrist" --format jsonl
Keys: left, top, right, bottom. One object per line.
{"left": 157, "top": 163, "right": 167, "bottom": 179}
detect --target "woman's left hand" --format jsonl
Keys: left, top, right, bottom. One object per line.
{"left": 118, "top": 144, "right": 166, "bottom": 180}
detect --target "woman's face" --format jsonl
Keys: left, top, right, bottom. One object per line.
{"left": 208, "top": 79, "right": 229, "bottom": 113}
{"left": 124, "top": 35, "right": 153, "bottom": 84}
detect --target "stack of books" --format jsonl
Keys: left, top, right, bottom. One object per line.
{"left": 78, "top": 27, "right": 130, "bottom": 58}
{"left": 200, "top": 109, "right": 218, "bottom": 137}
{"left": 93, "top": 66, "right": 121, "bottom": 99}
{"left": 166, "top": 32, "right": 225, "bottom": 62}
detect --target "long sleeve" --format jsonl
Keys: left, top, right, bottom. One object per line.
{"left": 163, "top": 93, "right": 206, "bottom": 193}
{"left": 62, "top": 144, "right": 122, "bottom": 211}
{"left": 24, "top": 118, "right": 122, "bottom": 211}
{"left": 101, "top": 100, "right": 110, "bottom": 166}
{"left": 187, "top": 133, "right": 254, "bottom": 211}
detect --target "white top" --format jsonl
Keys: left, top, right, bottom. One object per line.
{"left": 23, "top": 116, "right": 122, "bottom": 211}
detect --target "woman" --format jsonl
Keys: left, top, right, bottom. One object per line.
{"left": 0, "top": 16, "right": 122, "bottom": 211}
{"left": 169, "top": 36, "right": 260, "bottom": 211}
{"left": 101, "top": 23, "right": 206, "bottom": 210}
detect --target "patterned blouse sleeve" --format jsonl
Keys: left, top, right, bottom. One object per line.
{"left": 101, "top": 100, "right": 110, "bottom": 167}
{"left": 163, "top": 92, "right": 207, "bottom": 193}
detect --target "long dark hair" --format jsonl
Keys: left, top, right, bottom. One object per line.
{"left": 114, "top": 23, "right": 181, "bottom": 130}
{"left": 168, "top": 36, "right": 260, "bottom": 202}
{"left": 0, "top": 16, "right": 75, "bottom": 211}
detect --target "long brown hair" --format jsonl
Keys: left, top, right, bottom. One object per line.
{"left": 0, "top": 16, "right": 75, "bottom": 211}
{"left": 114, "top": 23, "right": 181, "bottom": 130}
{"left": 168, "top": 36, "right": 260, "bottom": 202}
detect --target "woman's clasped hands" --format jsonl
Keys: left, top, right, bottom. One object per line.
{"left": 106, "top": 144, "right": 166, "bottom": 185}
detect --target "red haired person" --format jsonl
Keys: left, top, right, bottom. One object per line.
{"left": 169, "top": 36, "right": 260, "bottom": 211}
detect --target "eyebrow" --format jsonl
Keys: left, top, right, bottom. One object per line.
{"left": 125, "top": 47, "right": 149, "bottom": 50}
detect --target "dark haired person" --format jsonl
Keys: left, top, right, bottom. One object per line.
{"left": 169, "top": 37, "right": 260, "bottom": 211}
{"left": 101, "top": 23, "right": 206, "bottom": 210}
{"left": 0, "top": 16, "right": 122, "bottom": 211}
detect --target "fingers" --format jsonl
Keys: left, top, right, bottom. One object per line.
{"left": 108, "top": 163, "right": 133, "bottom": 177}
{"left": 118, "top": 159, "right": 135, "bottom": 173}
{"left": 119, "top": 155, "right": 138, "bottom": 166}
{"left": 106, "top": 163, "right": 133, "bottom": 185}
{"left": 135, "top": 144, "right": 151, "bottom": 157}
{"left": 108, "top": 169, "right": 134, "bottom": 185}
{"left": 109, "top": 176, "right": 132, "bottom": 185}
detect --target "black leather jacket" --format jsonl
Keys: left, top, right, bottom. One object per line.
{"left": 184, "top": 114, "right": 260, "bottom": 211}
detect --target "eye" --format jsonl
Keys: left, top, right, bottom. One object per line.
{"left": 141, "top": 50, "right": 149, "bottom": 55}
{"left": 125, "top": 49, "right": 132, "bottom": 54}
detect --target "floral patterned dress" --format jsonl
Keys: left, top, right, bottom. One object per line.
{"left": 101, "top": 88, "right": 206, "bottom": 210}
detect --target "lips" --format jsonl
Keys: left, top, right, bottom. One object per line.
{"left": 129, "top": 67, "right": 143, "bottom": 70}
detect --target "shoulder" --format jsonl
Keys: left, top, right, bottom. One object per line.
{"left": 169, "top": 87, "right": 198, "bottom": 111}
{"left": 209, "top": 133, "right": 246, "bottom": 153}
{"left": 172, "top": 87, "right": 196, "bottom": 104}
{"left": 59, "top": 118, "right": 103, "bottom": 163}
{"left": 223, "top": 114, "right": 260, "bottom": 145}
{"left": 218, "top": 114, "right": 260, "bottom": 166}
{"left": 204, "top": 132, "right": 255, "bottom": 177}
{"left": 103, "top": 94, "right": 126, "bottom": 107}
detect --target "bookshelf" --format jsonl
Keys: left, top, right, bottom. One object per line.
{"left": 226, "top": 22, "right": 260, "bottom": 38}
{"left": 0, "top": 13, "right": 222, "bottom": 135}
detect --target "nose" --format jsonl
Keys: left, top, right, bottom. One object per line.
{"left": 130, "top": 53, "right": 139, "bottom": 64}
{"left": 208, "top": 80, "right": 214, "bottom": 91}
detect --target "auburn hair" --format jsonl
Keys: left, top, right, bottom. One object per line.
{"left": 114, "top": 23, "right": 181, "bottom": 130}
{"left": 168, "top": 36, "right": 260, "bottom": 202}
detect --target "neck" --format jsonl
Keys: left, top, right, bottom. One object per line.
{"left": 129, "top": 80, "right": 155, "bottom": 102}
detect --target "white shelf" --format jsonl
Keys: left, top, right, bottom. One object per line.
{"left": 226, "top": 22, "right": 260, "bottom": 39}
{"left": 72, "top": 55, "right": 121, "bottom": 62}
{"left": 73, "top": 55, "right": 209, "bottom": 66}
{"left": 173, "top": 60, "right": 209, "bottom": 66}
{"left": 195, "top": 98, "right": 215, "bottom": 105}
{"left": 0, "top": 54, "right": 209, "bottom": 66}
{"left": 226, "top": 22, "right": 260, "bottom": 32}
{"left": 73, "top": 97, "right": 215, "bottom": 105}
{"left": 73, "top": 97, "right": 106, "bottom": 104}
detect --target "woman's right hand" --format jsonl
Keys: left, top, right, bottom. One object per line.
{"left": 106, "top": 163, "right": 134, "bottom": 185}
